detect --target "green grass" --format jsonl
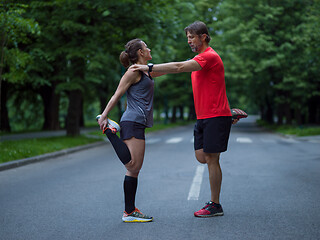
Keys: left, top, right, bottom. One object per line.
{"left": 257, "top": 120, "right": 320, "bottom": 137}
{"left": 275, "top": 126, "right": 320, "bottom": 136}
{"left": 0, "top": 121, "right": 194, "bottom": 164}
{"left": 0, "top": 135, "right": 102, "bottom": 164}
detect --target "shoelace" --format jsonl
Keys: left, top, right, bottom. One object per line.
{"left": 202, "top": 201, "right": 219, "bottom": 209}
{"left": 202, "top": 202, "right": 211, "bottom": 209}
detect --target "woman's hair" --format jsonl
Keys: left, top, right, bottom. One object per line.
{"left": 119, "top": 38, "right": 143, "bottom": 68}
{"left": 184, "top": 21, "right": 211, "bottom": 43}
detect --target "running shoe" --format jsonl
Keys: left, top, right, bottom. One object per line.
{"left": 231, "top": 108, "right": 248, "bottom": 120}
{"left": 194, "top": 201, "right": 224, "bottom": 217}
{"left": 122, "top": 208, "right": 153, "bottom": 222}
{"left": 96, "top": 115, "right": 120, "bottom": 134}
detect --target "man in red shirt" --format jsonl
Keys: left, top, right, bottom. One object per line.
{"left": 132, "top": 21, "right": 234, "bottom": 217}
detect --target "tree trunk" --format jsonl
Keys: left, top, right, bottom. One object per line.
{"left": 79, "top": 97, "right": 84, "bottom": 127}
{"left": 294, "top": 106, "right": 302, "bottom": 125}
{"left": 0, "top": 28, "right": 8, "bottom": 123}
{"left": 66, "top": 89, "right": 82, "bottom": 136}
{"left": 66, "top": 57, "right": 85, "bottom": 136}
{"left": 276, "top": 104, "right": 284, "bottom": 125}
{"left": 284, "top": 105, "right": 292, "bottom": 125}
{"left": 171, "top": 106, "right": 177, "bottom": 123}
{"left": 188, "top": 95, "right": 196, "bottom": 120}
{"left": 99, "top": 96, "right": 105, "bottom": 113}
{"left": 260, "top": 97, "right": 274, "bottom": 124}
{"left": 308, "top": 96, "right": 320, "bottom": 124}
{"left": 39, "top": 84, "right": 60, "bottom": 130}
{"left": 188, "top": 105, "right": 196, "bottom": 120}
{"left": 179, "top": 106, "right": 184, "bottom": 120}
{"left": 265, "top": 98, "right": 274, "bottom": 124}
{"left": 0, "top": 80, "right": 10, "bottom": 132}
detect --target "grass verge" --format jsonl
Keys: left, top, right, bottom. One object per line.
{"left": 257, "top": 120, "right": 320, "bottom": 137}
{"left": 0, "top": 136, "right": 102, "bottom": 164}
{"left": 0, "top": 121, "right": 194, "bottom": 164}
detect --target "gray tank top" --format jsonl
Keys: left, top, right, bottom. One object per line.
{"left": 120, "top": 71, "right": 154, "bottom": 127}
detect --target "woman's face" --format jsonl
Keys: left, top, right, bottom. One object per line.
{"left": 140, "top": 41, "right": 152, "bottom": 61}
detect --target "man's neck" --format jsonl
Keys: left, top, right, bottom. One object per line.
{"left": 197, "top": 43, "right": 209, "bottom": 54}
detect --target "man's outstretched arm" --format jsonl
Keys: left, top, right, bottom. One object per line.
{"left": 130, "top": 60, "right": 202, "bottom": 74}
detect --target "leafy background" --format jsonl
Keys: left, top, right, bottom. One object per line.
{"left": 1, "top": 0, "right": 319, "bottom": 135}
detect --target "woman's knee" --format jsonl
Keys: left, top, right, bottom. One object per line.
{"left": 126, "top": 169, "right": 140, "bottom": 178}
{"left": 125, "top": 159, "right": 142, "bottom": 173}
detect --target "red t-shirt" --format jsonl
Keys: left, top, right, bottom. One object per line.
{"left": 192, "top": 47, "right": 232, "bottom": 119}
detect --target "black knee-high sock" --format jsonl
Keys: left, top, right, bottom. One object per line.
{"left": 124, "top": 175, "right": 138, "bottom": 214}
{"left": 105, "top": 129, "right": 131, "bottom": 165}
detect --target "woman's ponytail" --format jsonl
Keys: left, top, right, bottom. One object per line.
{"left": 119, "top": 51, "right": 130, "bottom": 68}
{"left": 119, "top": 39, "right": 143, "bottom": 68}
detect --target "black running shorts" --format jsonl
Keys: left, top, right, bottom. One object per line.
{"left": 194, "top": 116, "right": 232, "bottom": 153}
{"left": 120, "top": 121, "right": 146, "bottom": 140}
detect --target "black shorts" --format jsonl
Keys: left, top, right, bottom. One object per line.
{"left": 120, "top": 121, "right": 146, "bottom": 140}
{"left": 194, "top": 116, "right": 232, "bottom": 153}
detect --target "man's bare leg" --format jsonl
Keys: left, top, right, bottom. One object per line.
{"left": 195, "top": 150, "right": 221, "bottom": 203}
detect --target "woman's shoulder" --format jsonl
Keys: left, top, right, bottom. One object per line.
{"left": 124, "top": 67, "right": 142, "bottom": 84}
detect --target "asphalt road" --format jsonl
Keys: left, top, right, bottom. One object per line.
{"left": 1, "top": 117, "right": 319, "bottom": 240}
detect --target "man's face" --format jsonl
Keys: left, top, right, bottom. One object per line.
{"left": 186, "top": 31, "right": 203, "bottom": 52}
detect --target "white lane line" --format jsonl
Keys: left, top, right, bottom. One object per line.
{"left": 260, "top": 138, "right": 276, "bottom": 143}
{"left": 146, "top": 138, "right": 161, "bottom": 144}
{"left": 236, "top": 137, "right": 253, "bottom": 143}
{"left": 281, "top": 138, "right": 298, "bottom": 143}
{"left": 166, "top": 137, "right": 183, "bottom": 144}
{"left": 188, "top": 165, "right": 205, "bottom": 201}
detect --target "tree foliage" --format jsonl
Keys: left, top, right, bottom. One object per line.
{"left": 0, "top": 1, "right": 40, "bottom": 131}
{"left": 1, "top": 0, "right": 319, "bottom": 134}
{"left": 214, "top": 0, "right": 320, "bottom": 124}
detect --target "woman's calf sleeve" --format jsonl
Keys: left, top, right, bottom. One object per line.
{"left": 105, "top": 129, "right": 131, "bottom": 165}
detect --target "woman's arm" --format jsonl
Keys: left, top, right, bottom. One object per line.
{"left": 98, "top": 69, "right": 139, "bottom": 130}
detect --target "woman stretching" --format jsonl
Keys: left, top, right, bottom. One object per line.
{"left": 97, "top": 38, "right": 161, "bottom": 223}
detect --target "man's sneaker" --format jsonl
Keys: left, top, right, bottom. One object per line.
{"left": 194, "top": 201, "right": 224, "bottom": 217}
{"left": 231, "top": 108, "right": 248, "bottom": 120}
{"left": 96, "top": 115, "right": 120, "bottom": 134}
{"left": 122, "top": 208, "right": 153, "bottom": 223}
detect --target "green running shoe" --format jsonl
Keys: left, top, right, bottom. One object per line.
{"left": 122, "top": 208, "right": 153, "bottom": 223}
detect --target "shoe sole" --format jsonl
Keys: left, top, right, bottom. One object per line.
{"left": 108, "top": 118, "right": 120, "bottom": 132}
{"left": 194, "top": 212, "right": 224, "bottom": 218}
{"left": 122, "top": 217, "right": 153, "bottom": 222}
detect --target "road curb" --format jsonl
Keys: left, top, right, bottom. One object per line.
{"left": 257, "top": 125, "right": 320, "bottom": 143}
{"left": 276, "top": 132, "right": 320, "bottom": 143}
{"left": 0, "top": 141, "right": 106, "bottom": 172}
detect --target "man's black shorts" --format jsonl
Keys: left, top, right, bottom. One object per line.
{"left": 194, "top": 116, "right": 232, "bottom": 153}
{"left": 120, "top": 121, "right": 146, "bottom": 140}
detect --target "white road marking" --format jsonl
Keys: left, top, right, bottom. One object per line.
{"left": 188, "top": 165, "right": 205, "bottom": 201}
{"left": 281, "top": 138, "right": 298, "bottom": 143}
{"left": 146, "top": 138, "right": 161, "bottom": 144}
{"left": 236, "top": 137, "right": 253, "bottom": 143}
{"left": 260, "top": 138, "right": 276, "bottom": 143}
{"left": 166, "top": 137, "right": 183, "bottom": 144}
